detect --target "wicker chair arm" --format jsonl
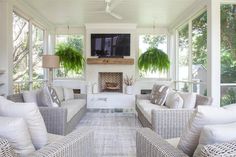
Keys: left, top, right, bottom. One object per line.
{"left": 39, "top": 107, "right": 67, "bottom": 135}
{"left": 201, "top": 141, "right": 236, "bottom": 157}
{"left": 136, "top": 128, "right": 188, "bottom": 157}
{"left": 0, "top": 138, "right": 18, "bottom": 157}
{"left": 152, "top": 109, "right": 194, "bottom": 139}
{"left": 30, "top": 128, "right": 94, "bottom": 157}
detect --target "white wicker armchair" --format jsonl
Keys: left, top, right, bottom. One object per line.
{"left": 0, "top": 128, "right": 94, "bottom": 157}
{"left": 136, "top": 128, "right": 236, "bottom": 157}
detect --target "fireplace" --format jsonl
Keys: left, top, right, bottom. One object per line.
{"left": 98, "top": 72, "right": 123, "bottom": 93}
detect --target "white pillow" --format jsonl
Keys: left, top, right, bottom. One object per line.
{"left": 178, "top": 92, "right": 197, "bottom": 109}
{"left": 52, "top": 86, "right": 64, "bottom": 101}
{"left": 38, "top": 87, "right": 58, "bottom": 107}
{"left": 63, "top": 87, "right": 74, "bottom": 100}
{"left": 0, "top": 97, "right": 48, "bottom": 150}
{"left": 193, "top": 122, "right": 236, "bottom": 157}
{"left": 166, "top": 92, "right": 184, "bottom": 109}
{"left": 177, "top": 106, "right": 236, "bottom": 156}
{"left": 0, "top": 116, "right": 35, "bottom": 157}
{"left": 22, "top": 90, "right": 38, "bottom": 104}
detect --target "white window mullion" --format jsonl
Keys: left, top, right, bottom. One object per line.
{"left": 188, "top": 21, "right": 193, "bottom": 92}
{"left": 175, "top": 30, "right": 180, "bottom": 90}
{"left": 29, "top": 21, "right": 33, "bottom": 90}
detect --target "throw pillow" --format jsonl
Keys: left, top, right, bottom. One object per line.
{"left": 0, "top": 97, "right": 48, "bottom": 150}
{"left": 177, "top": 106, "right": 236, "bottom": 156}
{"left": 52, "top": 86, "right": 64, "bottom": 101}
{"left": 166, "top": 92, "right": 184, "bottom": 109}
{"left": 48, "top": 87, "right": 61, "bottom": 107}
{"left": 195, "top": 95, "right": 213, "bottom": 107}
{"left": 22, "top": 90, "right": 38, "bottom": 104}
{"left": 37, "top": 87, "right": 52, "bottom": 107}
{"left": 178, "top": 92, "right": 197, "bottom": 109}
{"left": 150, "top": 84, "right": 169, "bottom": 106}
{"left": 63, "top": 87, "right": 74, "bottom": 101}
{"left": 0, "top": 116, "right": 35, "bottom": 157}
{"left": 38, "top": 87, "right": 59, "bottom": 107}
{"left": 193, "top": 122, "right": 236, "bottom": 157}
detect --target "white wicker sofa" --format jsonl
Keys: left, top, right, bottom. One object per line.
{"left": 136, "top": 93, "right": 212, "bottom": 139}
{"left": 0, "top": 128, "right": 94, "bottom": 157}
{"left": 7, "top": 93, "right": 87, "bottom": 136}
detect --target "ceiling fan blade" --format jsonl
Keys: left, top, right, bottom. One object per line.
{"left": 109, "top": 0, "right": 123, "bottom": 11}
{"left": 109, "top": 12, "right": 123, "bottom": 20}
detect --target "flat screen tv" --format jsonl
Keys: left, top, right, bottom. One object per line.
{"left": 91, "top": 34, "right": 130, "bottom": 57}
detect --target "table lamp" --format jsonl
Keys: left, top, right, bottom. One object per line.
{"left": 42, "top": 55, "right": 60, "bottom": 86}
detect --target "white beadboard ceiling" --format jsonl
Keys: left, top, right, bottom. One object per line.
{"left": 22, "top": 0, "right": 198, "bottom": 27}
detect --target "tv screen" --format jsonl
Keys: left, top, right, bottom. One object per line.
{"left": 91, "top": 34, "right": 130, "bottom": 57}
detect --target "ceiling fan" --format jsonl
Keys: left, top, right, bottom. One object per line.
{"left": 92, "top": 0, "right": 123, "bottom": 20}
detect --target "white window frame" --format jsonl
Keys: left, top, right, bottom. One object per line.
{"left": 137, "top": 32, "right": 170, "bottom": 80}
{"left": 175, "top": 9, "right": 207, "bottom": 93}
{"left": 54, "top": 34, "right": 86, "bottom": 80}
{"left": 13, "top": 11, "right": 47, "bottom": 91}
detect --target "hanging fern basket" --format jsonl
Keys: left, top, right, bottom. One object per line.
{"left": 138, "top": 47, "right": 170, "bottom": 73}
{"left": 55, "top": 43, "right": 85, "bottom": 73}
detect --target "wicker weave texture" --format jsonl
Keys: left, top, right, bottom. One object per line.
{"left": 201, "top": 141, "right": 236, "bottom": 157}
{"left": 0, "top": 138, "right": 18, "bottom": 157}
{"left": 152, "top": 109, "right": 194, "bottom": 139}
{"left": 136, "top": 128, "right": 188, "bottom": 157}
{"left": 136, "top": 104, "right": 152, "bottom": 129}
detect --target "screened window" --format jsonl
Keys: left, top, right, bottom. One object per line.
{"left": 55, "top": 35, "right": 84, "bottom": 78}
{"left": 138, "top": 35, "right": 168, "bottom": 78}
{"left": 220, "top": 4, "right": 236, "bottom": 106}
{"left": 13, "top": 12, "right": 45, "bottom": 93}
{"left": 176, "top": 11, "right": 207, "bottom": 95}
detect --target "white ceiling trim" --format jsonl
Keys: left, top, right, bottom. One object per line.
{"left": 169, "top": 0, "right": 207, "bottom": 30}
{"left": 13, "top": 0, "right": 55, "bottom": 31}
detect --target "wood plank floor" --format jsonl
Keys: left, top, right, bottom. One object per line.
{"left": 76, "top": 109, "right": 141, "bottom": 157}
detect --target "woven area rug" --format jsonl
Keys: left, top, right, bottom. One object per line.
{"left": 76, "top": 109, "right": 141, "bottom": 157}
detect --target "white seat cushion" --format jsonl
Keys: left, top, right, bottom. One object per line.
{"left": 166, "top": 137, "right": 180, "bottom": 148}
{"left": 0, "top": 97, "right": 48, "bottom": 150}
{"left": 61, "top": 99, "right": 86, "bottom": 122}
{"left": 177, "top": 106, "right": 236, "bottom": 156}
{"left": 0, "top": 116, "right": 35, "bottom": 157}
{"left": 137, "top": 99, "right": 167, "bottom": 123}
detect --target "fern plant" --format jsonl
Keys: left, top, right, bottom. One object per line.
{"left": 138, "top": 47, "right": 170, "bottom": 73}
{"left": 55, "top": 43, "right": 85, "bottom": 73}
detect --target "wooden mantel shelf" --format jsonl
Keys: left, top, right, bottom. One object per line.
{"left": 87, "top": 58, "right": 134, "bottom": 65}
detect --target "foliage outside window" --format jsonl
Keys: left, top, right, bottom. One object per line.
{"left": 220, "top": 4, "right": 236, "bottom": 106}
{"left": 139, "top": 35, "right": 168, "bottom": 78}
{"left": 177, "top": 11, "right": 207, "bottom": 96}
{"left": 55, "top": 35, "right": 84, "bottom": 78}
{"left": 13, "top": 12, "right": 45, "bottom": 93}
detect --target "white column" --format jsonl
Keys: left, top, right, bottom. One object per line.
{"left": 0, "top": 0, "right": 13, "bottom": 95}
{"left": 207, "top": 0, "right": 221, "bottom": 106}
